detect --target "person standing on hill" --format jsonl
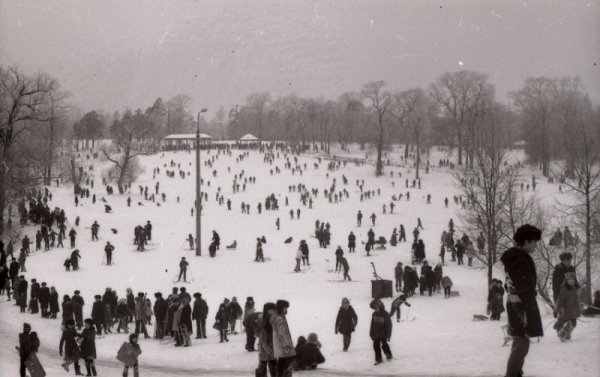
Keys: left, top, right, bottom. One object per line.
{"left": 500, "top": 224, "right": 543, "bottom": 377}
{"left": 177, "top": 257, "right": 189, "bottom": 282}
{"left": 347, "top": 232, "right": 356, "bottom": 253}
{"left": 334, "top": 298, "right": 357, "bottom": 352}
{"left": 18, "top": 323, "right": 40, "bottom": 377}
{"left": 272, "top": 300, "right": 295, "bottom": 376}
{"left": 356, "top": 211, "right": 362, "bottom": 227}
{"left": 104, "top": 242, "right": 114, "bottom": 265}
{"left": 552, "top": 252, "right": 576, "bottom": 304}
{"left": 369, "top": 299, "right": 392, "bottom": 365}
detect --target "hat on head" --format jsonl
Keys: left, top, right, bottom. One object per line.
{"left": 341, "top": 297, "right": 350, "bottom": 304}
{"left": 276, "top": 299, "right": 289, "bottom": 313}
{"left": 94, "top": 295, "right": 101, "bottom": 299}
{"left": 559, "top": 252, "right": 573, "bottom": 261}
{"left": 23, "top": 323, "right": 31, "bottom": 330}
{"left": 513, "top": 224, "right": 542, "bottom": 244}
{"left": 74, "top": 290, "right": 80, "bottom": 294}
{"left": 193, "top": 293, "right": 201, "bottom": 298}
{"left": 65, "top": 319, "right": 75, "bottom": 327}
{"left": 84, "top": 318, "right": 94, "bottom": 326}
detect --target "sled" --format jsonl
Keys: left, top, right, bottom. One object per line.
{"left": 177, "top": 324, "right": 191, "bottom": 346}
{"left": 226, "top": 241, "right": 237, "bottom": 250}
{"left": 25, "top": 352, "right": 46, "bottom": 377}
{"left": 117, "top": 342, "right": 142, "bottom": 367}
{"left": 472, "top": 314, "right": 489, "bottom": 321}
{"left": 284, "top": 237, "right": 293, "bottom": 244}
{"left": 450, "top": 290, "right": 460, "bottom": 297}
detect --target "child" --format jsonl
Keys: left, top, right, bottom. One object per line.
{"left": 441, "top": 275, "right": 453, "bottom": 298}
{"left": 390, "top": 294, "right": 411, "bottom": 322}
{"left": 369, "top": 299, "right": 392, "bottom": 365}
{"left": 553, "top": 272, "right": 580, "bottom": 341}
{"left": 487, "top": 279, "right": 505, "bottom": 320}
{"left": 64, "top": 258, "right": 72, "bottom": 271}
{"left": 215, "top": 304, "right": 229, "bottom": 343}
{"left": 301, "top": 333, "right": 325, "bottom": 370}
{"left": 144, "top": 299, "right": 152, "bottom": 325}
{"left": 118, "top": 334, "right": 142, "bottom": 377}
{"left": 293, "top": 336, "right": 306, "bottom": 371}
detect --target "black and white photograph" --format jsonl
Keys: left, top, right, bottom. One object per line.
{"left": 1, "top": 1, "right": 599, "bottom": 376}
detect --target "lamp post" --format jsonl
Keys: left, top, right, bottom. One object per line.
{"left": 196, "top": 108, "right": 207, "bottom": 256}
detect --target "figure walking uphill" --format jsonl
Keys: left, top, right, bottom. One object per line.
{"left": 553, "top": 272, "right": 580, "bottom": 342}
{"left": 369, "top": 299, "right": 392, "bottom": 365}
{"left": 335, "top": 297, "right": 357, "bottom": 351}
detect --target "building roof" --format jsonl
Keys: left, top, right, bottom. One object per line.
{"left": 164, "top": 133, "right": 213, "bottom": 140}
{"left": 239, "top": 133, "right": 259, "bottom": 141}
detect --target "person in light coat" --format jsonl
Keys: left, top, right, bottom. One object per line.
{"left": 271, "top": 300, "right": 295, "bottom": 376}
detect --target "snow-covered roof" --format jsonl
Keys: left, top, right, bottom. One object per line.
{"left": 164, "top": 133, "right": 213, "bottom": 140}
{"left": 239, "top": 133, "right": 259, "bottom": 141}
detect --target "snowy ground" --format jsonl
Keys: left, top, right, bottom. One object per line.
{"left": 1, "top": 145, "right": 598, "bottom": 377}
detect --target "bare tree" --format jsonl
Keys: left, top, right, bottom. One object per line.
{"left": 555, "top": 102, "right": 600, "bottom": 304}
{"left": 430, "top": 70, "right": 492, "bottom": 167}
{"left": 103, "top": 110, "right": 152, "bottom": 193}
{"left": 455, "top": 103, "right": 518, "bottom": 287}
{"left": 511, "top": 77, "right": 558, "bottom": 177}
{"left": 0, "top": 66, "right": 55, "bottom": 236}
{"left": 391, "top": 88, "right": 431, "bottom": 179}
{"left": 361, "top": 81, "right": 392, "bottom": 176}
{"left": 247, "top": 92, "right": 270, "bottom": 141}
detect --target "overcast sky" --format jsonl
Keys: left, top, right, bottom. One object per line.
{"left": 1, "top": 0, "right": 599, "bottom": 116}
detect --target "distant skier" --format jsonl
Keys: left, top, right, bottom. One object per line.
{"left": 347, "top": 232, "right": 356, "bottom": 253}
{"left": 357, "top": 211, "right": 362, "bottom": 227}
{"left": 91, "top": 221, "right": 100, "bottom": 241}
{"left": 178, "top": 257, "right": 189, "bottom": 282}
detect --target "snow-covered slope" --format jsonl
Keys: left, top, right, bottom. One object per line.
{"left": 1, "top": 146, "right": 598, "bottom": 377}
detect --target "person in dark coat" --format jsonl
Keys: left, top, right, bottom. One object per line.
{"left": 390, "top": 294, "right": 411, "bottom": 322}
{"left": 179, "top": 297, "right": 193, "bottom": 344}
{"left": 17, "top": 276, "right": 28, "bottom": 312}
{"left": 212, "top": 230, "right": 220, "bottom": 250}
{"left": 553, "top": 272, "right": 581, "bottom": 341}
{"left": 72, "top": 291, "right": 85, "bottom": 329}
{"left": 552, "top": 252, "right": 576, "bottom": 304}
{"left": 91, "top": 295, "right": 104, "bottom": 335}
{"left": 39, "top": 282, "right": 50, "bottom": 318}
{"left": 334, "top": 297, "right": 357, "bottom": 351}
{"left": 70, "top": 250, "right": 81, "bottom": 271}
{"left": 49, "top": 286, "right": 60, "bottom": 319}
{"left": 293, "top": 336, "right": 307, "bottom": 371}
{"left": 500, "top": 224, "right": 543, "bottom": 377}
{"left": 153, "top": 292, "right": 168, "bottom": 339}
{"left": 62, "top": 295, "right": 75, "bottom": 326}
{"left": 394, "top": 262, "right": 403, "bottom": 292}
{"left": 59, "top": 319, "right": 82, "bottom": 375}
{"left": 347, "top": 232, "right": 356, "bottom": 253}
{"left": 487, "top": 279, "right": 505, "bottom": 320}
{"left": 126, "top": 288, "right": 136, "bottom": 323}
{"left": 228, "top": 297, "right": 243, "bottom": 333}
{"left": 192, "top": 293, "right": 208, "bottom": 339}
{"left": 215, "top": 304, "right": 230, "bottom": 343}
{"left": 79, "top": 319, "right": 97, "bottom": 376}
{"left": 18, "top": 323, "right": 40, "bottom": 377}
{"left": 369, "top": 299, "right": 392, "bottom": 364}
{"left": 301, "top": 333, "right": 325, "bottom": 369}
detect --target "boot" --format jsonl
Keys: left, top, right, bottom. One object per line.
{"left": 75, "top": 363, "right": 84, "bottom": 375}
{"left": 92, "top": 366, "right": 97, "bottom": 376}
{"left": 86, "top": 364, "right": 92, "bottom": 376}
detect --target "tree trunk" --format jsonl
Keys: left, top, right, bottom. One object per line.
{"left": 376, "top": 127, "right": 383, "bottom": 176}
{"left": 457, "top": 129, "right": 463, "bottom": 165}
{"left": 415, "top": 137, "right": 420, "bottom": 179}
{"left": 404, "top": 143, "right": 409, "bottom": 159}
{"left": 117, "top": 151, "right": 131, "bottom": 194}
{"left": 585, "top": 191, "right": 592, "bottom": 304}
{"left": 46, "top": 118, "right": 55, "bottom": 186}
